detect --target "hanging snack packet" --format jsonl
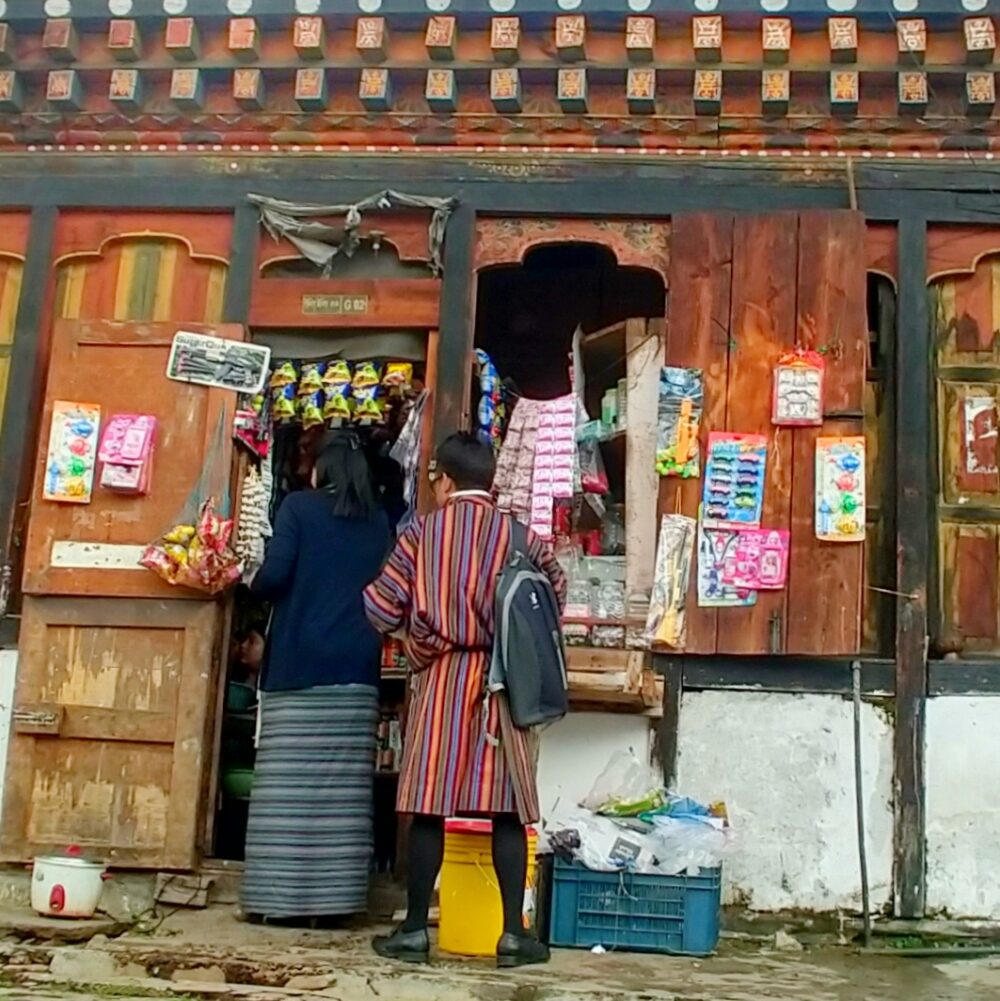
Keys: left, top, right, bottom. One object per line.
{"left": 270, "top": 361, "right": 297, "bottom": 388}
{"left": 297, "top": 362, "right": 325, "bottom": 397}
{"left": 352, "top": 362, "right": 381, "bottom": 392}
{"left": 382, "top": 362, "right": 413, "bottom": 392}
{"left": 322, "top": 360, "right": 352, "bottom": 391}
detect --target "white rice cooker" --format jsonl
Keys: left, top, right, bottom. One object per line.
{"left": 31, "top": 846, "right": 108, "bottom": 918}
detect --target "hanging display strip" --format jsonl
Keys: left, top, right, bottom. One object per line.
{"left": 772, "top": 349, "right": 824, "bottom": 427}
{"left": 43, "top": 401, "right": 101, "bottom": 505}
{"left": 645, "top": 514, "right": 696, "bottom": 649}
{"left": 701, "top": 432, "right": 767, "bottom": 530}
{"left": 167, "top": 331, "right": 271, "bottom": 395}
{"left": 656, "top": 366, "right": 703, "bottom": 479}
{"left": 815, "top": 436, "right": 866, "bottom": 543}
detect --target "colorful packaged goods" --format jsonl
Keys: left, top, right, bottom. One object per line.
{"left": 352, "top": 361, "right": 384, "bottom": 422}
{"left": 382, "top": 362, "right": 413, "bottom": 392}
{"left": 296, "top": 362, "right": 326, "bottom": 430}
{"left": 140, "top": 498, "right": 242, "bottom": 595}
{"left": 269, "top": 362, "right": 298, "bottom": 423}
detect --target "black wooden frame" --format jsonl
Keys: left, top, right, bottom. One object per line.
{"left": 1, "top": 151, "right": 998, "bottom": 918}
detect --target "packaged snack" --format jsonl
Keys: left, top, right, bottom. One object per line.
{"left": 323, "top": 389, "right": 352, "bottom": 423}
{"left": 382, "top": 362, "right": 413, "bottom": 391}
{"left": 271, "top": 383, "right": 296, "bottom": 423}
{"left": 355, "top": 396, "right": 384, "bottom": 422}
{"left": 322, "top": 360, "right": 352, "bottom": 390}
{"left": 297, "top": 362, "right": 325, "bottom": 396}
{"left": 269, "top": 362, "right": 297, "bottom": 389}
{"left": 352, "top": 362, "right": 381, "bottom": 391}
{"left": 163, "top": 524, "right": 196, "bottom": 545}
{"left": 299, "top": 390, "right": 325, "bottom": 429}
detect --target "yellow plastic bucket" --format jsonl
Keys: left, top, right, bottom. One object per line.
{"left": 438, "top": 819, "right": 538, "bottom": 957}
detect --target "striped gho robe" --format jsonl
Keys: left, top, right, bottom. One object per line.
{"left": 364, "top": 493, "right": 567, "bottom": 824}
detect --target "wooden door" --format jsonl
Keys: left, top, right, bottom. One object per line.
{"left": 23, "top": 320, "right": 243, "bottom": 599}
{"left": 661, "top": 211, "right": 868, "bottom": 656}
{"left": 3, "top": 597, "right": 217, "bottom": 867}
{"left": 3, "top": 319, "right": 244, "bottom": 866}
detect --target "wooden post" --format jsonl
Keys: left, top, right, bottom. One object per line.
{"left": 431, "top": 203, "right": 476, "bottom": 448}
{"left": 894, "top": 215, "right": 929, "bottom": 919}
{"left": 0, "top": 207, "right": 56, "bottom": 646}
{"left": 656, "top": 657, "right": 683, "bottom": 788}
{"left": 223, "top": 202, "right": 259, "bottom": 324}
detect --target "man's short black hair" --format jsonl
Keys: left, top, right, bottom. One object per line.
{"left": 436, "top": 432, "right": 496, "bottom": 492}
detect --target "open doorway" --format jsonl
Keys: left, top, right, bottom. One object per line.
{"left": 473, "top": 242, "right": 665, "bottom": 649}
{"left": 211, "top": 324, "right": 431, "bottom": 880}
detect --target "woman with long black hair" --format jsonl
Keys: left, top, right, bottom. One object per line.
{"left": 241, "top": 430, "right": 390, "bottom": 921}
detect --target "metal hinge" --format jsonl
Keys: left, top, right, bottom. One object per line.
{"left": 0, "top": 562, "right": 10, "bottom": 619}
{"left": 13, "top": 709, "right": 59, "bottom": 728}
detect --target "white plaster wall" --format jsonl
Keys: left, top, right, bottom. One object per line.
{"left": 676, "top": 691, "right": 894, "bottom": 913}
{"left": 0, "top": 649, "right": 15, "bottom": 830}
{"left": 926, "top": 697, "right": 1000, "bottom": 920}
{"left": 537, "top": 712, "right": 653, "bottom": 821}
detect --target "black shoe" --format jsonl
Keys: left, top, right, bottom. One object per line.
{"left": 497, "top": 932, "right": 551, "bottom": 969}
{"left": 373, "top": 926, "right": 430, "bottom": 964}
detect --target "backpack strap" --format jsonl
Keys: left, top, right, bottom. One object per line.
{"left": 508, "top": 516, "right": 531, "bottom": 561}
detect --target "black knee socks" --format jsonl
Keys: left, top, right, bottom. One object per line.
{"left": 402, "top": 814, "right": 444, "bottom": 933}
{"left": 492, "top": 812, "right": 528, "bottom": 938}
{"left": 402, "top": 812, "right": 528, "bottom": 938}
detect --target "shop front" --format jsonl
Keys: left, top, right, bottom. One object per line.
{"left": 3, "top": 0, "right": 1000, "bottom": 922}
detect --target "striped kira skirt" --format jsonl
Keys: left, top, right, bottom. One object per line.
{"left": 240, "top": 684, "right": 379, "bottom": 919}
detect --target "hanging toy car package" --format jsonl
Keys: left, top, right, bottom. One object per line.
{"left": 701, "top": 432, "right": 767, "bottom": 529}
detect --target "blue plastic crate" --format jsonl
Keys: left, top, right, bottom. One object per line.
{"left": 548, "top": 859, "right": 722, "bottom": 956}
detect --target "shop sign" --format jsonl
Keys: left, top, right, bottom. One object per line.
{"left": 301, "top": 293, "right": 370, "bottom": 316}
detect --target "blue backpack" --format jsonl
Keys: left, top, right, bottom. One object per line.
{"left": 489, "top": 520, "right": 568, "bottom": 728}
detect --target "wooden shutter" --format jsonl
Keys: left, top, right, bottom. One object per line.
{"left": 661, "top": 211, "right": 868, "bottom": 656}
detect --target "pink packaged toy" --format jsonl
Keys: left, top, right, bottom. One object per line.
{"left": 98, "top": 414, "right": 157, "bottom": 494}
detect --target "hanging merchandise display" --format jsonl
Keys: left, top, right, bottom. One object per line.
{"left": 43, "top": 401, "right": 101, "bottom": 504}
{"left": 97, "top": 414, "right": 156, "bottom": 494}
{"left": 963, "top": 395, "right": 999, "bottom": 476}
{"left": 655, "top": 367, "right": 704, "bottom": 478}
{"left": 772, "top": 349, "right": 825, "bottom": 427}
{"left": 645, "top": 514, "right": 697, "bottom": 648}
{"left": 166, "top": 331, "right": 271, "bottom": 394}
{"left": 720, "top": 528, "right": 789, "bottom": 590}
{"left": 495, "top": 395, "right": 576, "bottom": 539}
{"left": 234, "top": 393, "right": 270, "bottom": 458}
{"left": 235, "top": 455, "right": 273, "bottom": 579}
{"left": 696, "top": 508, "right": 757, "bottom": 608}
{"left": 475, "top": 349, "right": 505, "bottom": 451}
{"left": 140, "top": 498, "right": 242, "bottom": 594}
{"left": 701, "top": 433, "right": 767, "bottom": 529}
{"left": 815, "top": 436, "right": 866, "bottom": 542}
{"left": 389, "top": 388, "right": 430, "bottom": 533}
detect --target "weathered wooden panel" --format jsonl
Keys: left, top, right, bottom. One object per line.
{"left": 23, "top": 320, "right": 243, "bottom": 599}
{"left": 2, "top": 596, "right": 218, "bottom": 867}
{"left": 939, "top": 523, "right": 999, "bottom": 651}
{"left": 661, "top": 212, "right": 733, "bottom": 654}
{"left": 718, "top": 213, "right": 797, "bottom": 655}
{"left": 787, "top": 210, "right": 867, "bottom": 655}
{"left": 0, "top": 255, "right": 24, "bottom": 439}
{"left": 54, "top": 236, "right": 228, "bottom": 324}
{"left": 939, "top": 381, "right": 1000, "bottom": 502}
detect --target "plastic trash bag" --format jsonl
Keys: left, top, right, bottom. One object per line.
{"left": 581, "top": 750, "right": 664, "bottom": 817}
{"left": 646, "top": 815, "right": 734, "bottom": 876}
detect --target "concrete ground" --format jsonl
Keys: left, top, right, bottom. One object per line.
{"left": 2, "top": 905, "right": 1000, "bottom": 1001}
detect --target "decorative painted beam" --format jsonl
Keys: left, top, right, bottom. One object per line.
{"left": 170, "top": 67, "right": 204, "bottom": 111}
{"left": 234, "top": 67, "right": 265, "bottom": 111}
{"left": 165, "top": 17, "right": 200, "bottom": 62}
{"left": 966, "top": 70, "right": 996, "bottom": 115}
{"left": 43, "top": 19, "right": 79, "bottom": 63}
{"left": 47, "top": 69, "right": 84, "bottom": 111}
{"left": 490, "top": 67, "right": 521, "bottom": 113}
{"left": 359, "top": 67, "right": 392, "bottom": 111}
{"left": 0, "top": 24, "right": 13, "bottom": 68}
{"left": 229, "top": 18, "right": 260, "bottom": 62}
{"left": 426, "top": 68, "right": 456, "bottom": 112}
{"left": 0, "top": 70, "right": 23, "bottom": 113}
{"left": 762, "top": 68, "right": 789, "bottom": 116}
{"left": 555, "top": 15, "right": 586, "bottom": 62}
{"left": 829, "top": 17, "right": 858, "bottom": 64}
{"left": 295, "top": 67, "right": 327, "bottom": 111}
{"left": 557, "top": 67, "right": 587, "bottom": 113}
{"left": 627, "top": 67, "right": 656, "bottom": 114}
{"left": 109, "top": 68, "right": 143, "bottom": 114}
{"left": 356, "top": 17, "right": 388, "bottom": 62}
{"left": 762, "top": 18, "right": 791, "bottom": 65}
{"left": 693, "top": 15, "right": 722, "bottom": 63}
{"left": 964, "top": 16, "right": 996, "bottom": 64}
{"left": 898, "top": 70, "right": 928, "bottom": 115}
{"left": 425, "top": 16, "right": 456, "bottom": 61}
{"left": 491, "top": 17, "right": 520, "bottom": 64}
{"left": 897, "top": 19, "right": 926, "bottom": 65}
{"left": 108, "top": 19, "right": 142, "bottom": 63}
{"left": 293, "top": 16, "right": 326, "bottom": 60}
{"left": 830, "top": 69, "right": 859, "bottom": 116}
{"left": 626, "top": 17, "right": 655, "bottom": 64}
{"left": 693, "top": 68, "right": 721, "bottom": 115}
